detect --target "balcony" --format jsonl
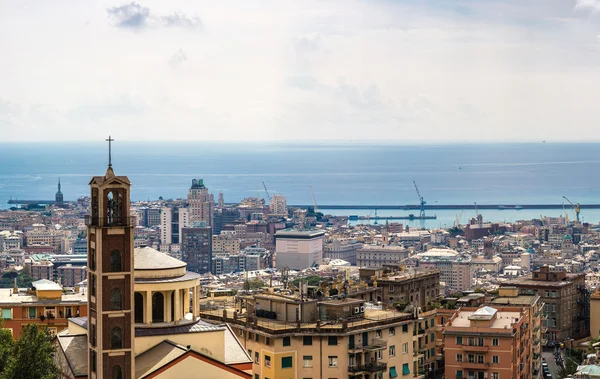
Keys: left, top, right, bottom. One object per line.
{"left": 348, "top": 363, "right": 387, "bottom": 373}
{"left": 435, "top": 338, "right": 444, "bottom": 347}
{"left": 364, "top": 338, "right": 387, "bottom": 351}
{"left": 462, "top": 362, "right": 489, "bottom": 369}
{"left": 462, "top": 344, "right": 489, "bottom": 352}
{"left": 435, "top": 324, "right": 443, "bottom": 332}
{"left": 85, "top": 216, "right": 135, "bottom": 227}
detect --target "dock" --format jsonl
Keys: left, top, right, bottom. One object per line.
{"left": 292, "top": 204, "right": 600, "bottom": 210}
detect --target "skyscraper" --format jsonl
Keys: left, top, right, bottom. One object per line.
{"left": 187, "top": 179, "right": 214, "bottom": 227}
{"left": 181, "top": 226, "right": 213, "bottom": 274}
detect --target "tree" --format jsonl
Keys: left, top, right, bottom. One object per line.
{"left": 2, "top": 324, "right": 60, "bottom": 379}
{"left": 0, "top": 324, "right": 13, "bottom": 374}
{"left": 557, "top": 358, "right": 578, "bottom": 379}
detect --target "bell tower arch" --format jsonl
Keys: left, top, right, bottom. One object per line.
{"left": 86, "top": 136, "right": 134, "bottom": 379}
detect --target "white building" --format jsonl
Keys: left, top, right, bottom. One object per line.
{"left": 356, "top": 244, "right": 410, "bottom": 267}
{"left": 275, "top": 230, "right": 325, "bottom": 270}
{"left": 269, "top": 194, "right": 287, "bottom": 215}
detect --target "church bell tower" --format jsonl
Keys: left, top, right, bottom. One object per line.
{"left": 86, "top": 136, "right": 135, "bottom": 379}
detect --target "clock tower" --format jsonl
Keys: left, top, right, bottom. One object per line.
{"left": 86, "top": 136, "right": 135, "bottom": 379}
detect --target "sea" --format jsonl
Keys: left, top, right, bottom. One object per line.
{"left": 1, "top": 141, "right": 600, "bottom": 228}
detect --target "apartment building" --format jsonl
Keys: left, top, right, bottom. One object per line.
{"left": 357, "top": 245, "right": 410, "bottom": 268}
{"left": 414, "top": 249, "right": 472, "bottom": 293}
{"left": 591, "top": 290, "right": 600, "bottom": 340}
{"left": 268, "top": 194, "right": 287, "bottom": 216}
{"left": 275, "top": 229, "right": 325, "bottom": 270}
{"left": 213, "top": 232, "right": 241, "bottom": 255}
{"left": 490, "top": 287, "right": 544, "bottom": 378}
{"left": 502, "top": 266, "right": 589, "bottom": 342}
{"left": 202, "top": 291, "right": 420, "bottom": 379}
{"left": 324, "top": 239, "right": 361, "bottom": 266}
{"left": 444, "top": 305, "right": 532, "bottom": 379}
{"left": 359, "top": 266, "right": 441, "bottom": 308}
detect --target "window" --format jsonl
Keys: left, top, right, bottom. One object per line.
{"left": 377, "top": 350, "right": 382, "bottom": 360}
{"left": 255, "top": 375, "right": 259, "bottom": 379}
{"left": 91, "top": 350, "right": 97, "bottom": 373}
{"left": 457, "top": 371, "right": 463, "bottom": 378}
{"left": 389, "top": 285, "right": 394, "bottom": 292}
{"left": 29, "top": 307, "right": 36, "bottom": 319}
{"left": 477, "top": 355, "right": 484, "bottom": 364}
{"left": 402, "top": 342, "right": 408, "bottom": 354}
{"left": 492, "top": 338, "right": 499, "bottom": 346}
{"left": 283, "top": 336, "right": 291, "bottom": 346}
{"left": 478, "top": 337, "right": 484, "bottom": 346}
{"left": 239, "top": 329, "right": 244, "bottom": 337}
{"left": 389, "top": 345, "right": 395, "bottom": 357}
{"left": 255, "top": 334, "right": 259, "bottom": 342}
{"left": 110, "top": 288, "right": 122, "bottom": 310}
{"left": 303, "top": 336, "right": 312, "bottom": 345}
{"left": 265, "top": 337, "right": 271, "bottom": 345}
{"left": 90, "top": 248, "right": 96, "bottom": 270}
{"left": 303, "top": 356, "right": 313, "bottom": 368}
{"left": 249, "top": 332, "right": 253, "bottom": 340}
{"left": 492, "top": 373, "right": 499, "bottom": 379}
{"left": 264, "top": 355, "right": 271, "bottom": 368}
{"left": 112, "top": 365, "right": 122, "bottom": 379}
{"left": 430, "top": 319, "right": 434, "bottom": 327}
{"left": 254, "top": 352, "right": 259, "bottom": 363}
{"left": 389, "top": 366, "right": 398, "bottom": 378}
{"left": 457, "top": 354, "right": 463, "bottom": 362}
{"left": 328, "top": 336, "right": 338, "bottom": 346}
{"left": 492, "top": 356, "right": 499, "bottom": 364}
{"left": 110, "top": 327, "right": 122, "bottom": 349}
{"left": 389, "top": 327, "right": 395, "bottom": 336}
{"left": 431, "top": 333, "right": 435, "bottom": 342}
{"left": 468, "top": 354, "right": 475, "bottom": 363}
{"left": 402, "top": 363, "right": 410, "bottom": 375}
{"left": 0, "top": 309, "right": 11, "bottom": 320}
{"left": 376, "top": 329, "right": 382, "bottom": 338}
{"left": 248, "top": 349, "right": 252, "bottom": 357}
{"left": 110, "top": 250, "right": 122, "bottom": 272}
{"left": 402, "top": 324, "right": 408, "bottom": 333}
{"left": 328, "top": 356, "right": 338, "bottom": 368}
{"left": 282, "top": 356, "right": 292, "bottom": 369}
{"left": 457, "top": 336, "right": 463, "bottom": 345}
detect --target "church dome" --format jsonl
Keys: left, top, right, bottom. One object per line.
{"left": 134, "top": 246, "right": 189, "bottom": 280}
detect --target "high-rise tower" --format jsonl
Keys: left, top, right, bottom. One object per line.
{"left": 86, "top": 136, "right": 134, "bottom": 379}
{"left": 187, "top": 179, "right": 214, "bottom": 227}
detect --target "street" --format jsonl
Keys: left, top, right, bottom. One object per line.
{"left": 542, "top": 349, "right": 563, "bottom": 379}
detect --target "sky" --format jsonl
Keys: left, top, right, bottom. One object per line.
{"left": 2, "top": 0, "right": 600, "bottom": 142}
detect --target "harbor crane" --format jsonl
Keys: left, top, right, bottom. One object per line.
{"left": 412, "top": 181, "right": 426, "bottom": 218}
{"left": 562, "top": 196, "right": 580, "bottom": 223}
{"left": 262, "top": 181, "right": 272, "bottom": 201}
{"left": 309, "top": 185, "right": 319, "bottom": 214}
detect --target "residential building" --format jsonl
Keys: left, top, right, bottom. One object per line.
{"left": 30, "top": 259, "right": 54, "bottom": 281}
{"left": 502, "top": 266, "right": 589, "bottom": 342}
{"left": 212, "top": 232, "right": 241, "bottom": 255}
{"left": 275, "top": 229, "right": 325, "bottom": 270}
{"left": 268, "top": 194, "right": 287, "bottom": 216}
{"left": 201, "top": 291, "right": 418, "bottom": 379}
{"left": 490, "top": 287, "right": 545, "bottom": 378}
{"left": 160, "top": 207, "right": 189, "bottom": 245}
{"left": 213, "top": 208, "right": 241, "bottom": 235}
{"left": 444, "top": 305, "right": 533, "bottom": 379}
{"left": 360, "top": 266, "right": 441, "bottom": 308}
{"left": 590, "top": 290, "right": 600, "bottom": 340}
{"left": 181, "top": 226, "right": 213, "bottom": 274}
{"left": 324, "top": 239, "right": 361, "bottom": 266}
{"left": 414, "top": 249, "right": 472, "bottom": 293}
{"left": 188, "top": 178, "right": 214, "bottom": 227}
{"left": 0, "top": 279, "right": 86, "bottom": 338}
{"left": 357, "top": 245, "right": 410, "bottom": 267}
{"left": 57, "top": 264, "right": 87, "bottom": 287}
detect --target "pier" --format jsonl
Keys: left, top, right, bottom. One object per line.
{"left": 291, "top": 204, "right": 600, "bottom": 210}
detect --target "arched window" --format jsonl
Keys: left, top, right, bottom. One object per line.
{"left": 112, "top": 365, "right": 122, "bottom": 379}
{"left": 110, "top": 250, "right": 122, "bottom": 272}
{"left": 110, "top": 327, "right": 122, "bottom": 349}
{"left": 110, "top": 288, "right": 122, "bottom": 311}
{"left": 152, "top": 292, "right": 165, "bottom": 323}
{"left": 134, "top": 292, "right": 144, "bottom": 323}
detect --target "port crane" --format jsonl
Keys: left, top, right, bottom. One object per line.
{"left": 454, "top": 209, "right": 465, "bottom": 228}
{"left": 562, "top": 196, "right": 580, "bottom": 223}
{"left": 412, "top": 181, "right": 426, "bottom": 218}
{"left": 309, "top": 185, "right": 319, "bottom": 214}
{"left": 262, "top": 181, "right": 272, "bottom": 201}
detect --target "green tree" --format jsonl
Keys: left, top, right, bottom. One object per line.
{"left": 2, "top": 324, "right": 60, "bottom": 379}
{"left": 557, "top": 358, "right": 578, "bottom": 379}
{"left": 0, "top": 322, "right": 13, "bottom": 374}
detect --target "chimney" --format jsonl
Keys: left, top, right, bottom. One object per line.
{"left": 12, "top": 278, "right": 17, "bottom": 294}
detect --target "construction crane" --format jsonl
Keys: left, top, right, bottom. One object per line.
{"left": 412, "top": 181, "right": 426, "bottom": 218}
{"left": 262, "top": 181, "right": 272, "bottom": 201}
{"left": 308, "top": 185, "right": 318, "bottom": 213}
{"left": 562, "top": 196, "right": 580, "bottom": 223}
{"left": 454, "top": 209, "right": 465, "bottom": 228}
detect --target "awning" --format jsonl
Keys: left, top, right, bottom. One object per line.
{"left": 402, "top": 364, "right": 411, "bottom": 375}
{"left": 389, "top": 366, "right": 398, "bottom": 378}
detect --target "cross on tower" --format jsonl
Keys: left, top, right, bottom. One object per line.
{"left": 105, "top": 135, "right": 114, "bottom": 167}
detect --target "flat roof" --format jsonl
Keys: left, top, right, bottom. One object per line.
{"left": 450, "top": 309, "right": 521, "bottom": 328}
{"left": 275, "top": 230, "right": 325, "bottom": 239}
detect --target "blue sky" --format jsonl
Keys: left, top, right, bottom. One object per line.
{"left": 1, "top": 0, "right": 600, "bottom": 142}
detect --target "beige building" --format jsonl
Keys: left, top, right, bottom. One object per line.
{"left": 275, "top": 230, "right": 325, "bottom": 270}
{"left": 25, "top": 227, "right": 65, "bottom": 253}
{"left": 357, "top": 245, "right": 410, "bottom": 268}
{"left": 268, "top": 194, "right": 287, "bottom": 216}
{"left": 188, "top": 179, "right": 214, "bottom": 227}
{"left": 202, "top": 291, "right": 419, "bottom": 379}
{"left": 414, "top": 249, "right": 472, "bottom": 293}
{"left": 213, "top": 232, "right": 241, "bottom": 255}
{"left": 591, "top": 291, "right": 600, "bottom": 339}
{"left": 324, "top": 239, "right": 361, "bottom": 266}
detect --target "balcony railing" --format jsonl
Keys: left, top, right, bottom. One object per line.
{"left": 462, "top": 344, "right": 489, "bottom": 352}
{"left": 462, "top": 362, "right": 489, "bottom": 369}
{"left": 364, "top": 338, "right": 387, "bottom": 351}
{"left": 348, "top": 363, "right": 388, "bottom": 373}
{"left": 85, "top": 216, "right": 135, "bottom": 227}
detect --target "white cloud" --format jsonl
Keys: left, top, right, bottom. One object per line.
{"left": 1, "top": 0, "right": 600, "bottom": 141}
